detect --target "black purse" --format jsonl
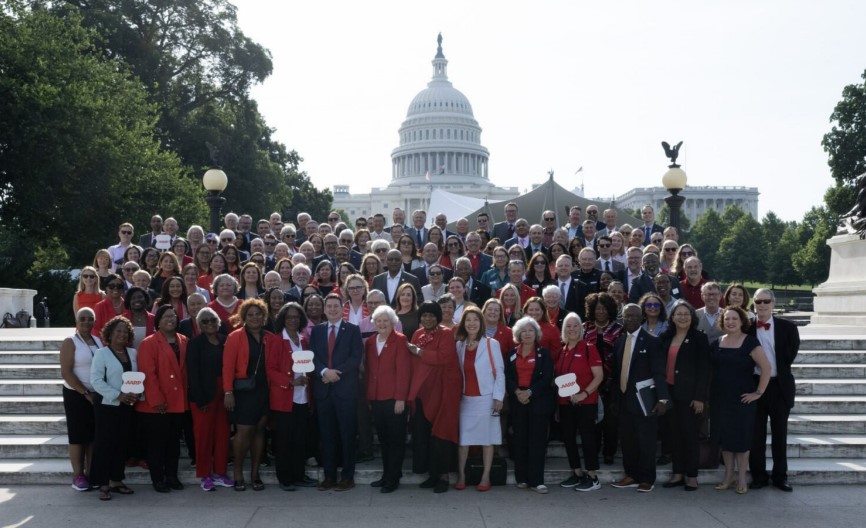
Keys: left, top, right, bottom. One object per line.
{"left": 232, "top": 339, "right": 263, "bottom": 392}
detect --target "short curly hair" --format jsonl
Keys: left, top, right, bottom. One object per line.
{"left": 101, "top": 316, "right": 134, "bottom": 346}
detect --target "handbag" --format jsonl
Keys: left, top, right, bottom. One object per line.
{"left": 232, "top": 339, "right": 264, "bottom": 392}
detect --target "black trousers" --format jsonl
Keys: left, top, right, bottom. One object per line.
{"left": 669, "top": 393, "right": 700, "bottom": 478}
{"left": 140, "top": 412, "right": 183, "bottom": 484}
{"left": 412, "top": 399, "right": 454, "bottom": 478}
{"left": 510, "top": 398, "right": 550, "bottom": 487}
{"left": 182, "top": 410, "right": 195, "bottom": 460}
{"left": 89, "top": 403, "right": 133, "bottom": 486}
{"left": 357, "top": 388, "right": 374, "bottom": 456}
{"left": 273, "top": 404, "right": 309, "bottom": 485}
{"left": 317, "top": 394, "right": 357, "bottom": 480}
{"left": 596, "top": 387, "right": 619, "bottom": 459}
{"left": 750, "top": 377, "right": 789, "bottom": 482}
{"left": 372, "top": 400, "right": 407, "bottom": 485}
{"left": 619, "top": 407, "right": 658, "bottom": 485}
{"left": 560, "top": 403, "right": 600, "bottom": 472}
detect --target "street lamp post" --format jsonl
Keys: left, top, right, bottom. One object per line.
{"left": 202, "top": 167, "right": 228, "bottom": 234}
{"left": 661, "top": 141, "right": 688, "bottom": 232}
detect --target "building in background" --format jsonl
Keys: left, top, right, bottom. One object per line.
{"left": 612, "top": 186, "right": 760, "bottom": 225}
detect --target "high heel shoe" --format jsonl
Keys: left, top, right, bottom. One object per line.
{"left": 736, "top": 485, "right": 748, "bottom": 494}
{"left": 714, "top": 479, "right": 735, "bottom": 491}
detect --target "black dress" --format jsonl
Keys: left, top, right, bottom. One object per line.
{"left": 709, "top": 334, "right": 760, "bottom": 452}
{"left": 232, "top": 331, "right": 269, "bottom": 426}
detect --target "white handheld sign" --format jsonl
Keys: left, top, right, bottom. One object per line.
{"left": 292, "top": 350, "right": 315, "bottom": 373}
{"left": 121, "top": 372, "right": 145, "bottom": 394}
{"left": 154, "top": 234, "right": 172, "bottom": 250}
{"left": 555, "top": 373, "right": 580, "bottom": 397}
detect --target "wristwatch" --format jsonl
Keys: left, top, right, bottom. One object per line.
{"left": 658, "top": 399, "right": 669, "bottom": 405}
{"left": 224, "top": 391, "right": 233, "bottom": 396}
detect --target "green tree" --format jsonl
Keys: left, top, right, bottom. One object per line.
{"left": 716, "top": 214, "right": 767, "bottom": 283}
{"left": 822, "top": 70, "right": 866, "bottom": 185}
{"left": 686, "top": 208, "right": 724, "bottom": 275}
{"left": 0, "top": 6, "right": 206, "bottom": 268}
{"left": 657, "top": 204, "right": 691, "bottom": 233}
{"left": 792, "top": 206, "right": 834, "bottom": 286}
{"left": 769, "top": 225, "right": 805, "bottom": 287}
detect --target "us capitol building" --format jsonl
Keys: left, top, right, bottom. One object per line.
{"left": 331, "top": 35, "right": 518, "bottom": 219}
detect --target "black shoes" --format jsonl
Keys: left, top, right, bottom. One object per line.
{"left": 153, "top": 482, "right": 171, "bottom": 493}
{"left": 433, "top": 480, "right": 449, "bottom": 493}
{"left": 370, "top": 478, "right": 386, "bottom": 488}
{"left": 749, "top": 480, "right": 769, "bottom": 490}
{"left": 773, "top": 480, "right": 794, "bottom": 492}
{"left": 381, "top": 482, "right": 399, "bottom": 493}
{"left": 419, "top": 476, "right": 438, "bottom": 489}
{"left": 656, "top": 454, "right": 672, "bottom": 465}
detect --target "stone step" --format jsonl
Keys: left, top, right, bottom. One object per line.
{"left": 0, "top": 415, "right": 67, "bottom": 435}
{"left": 793, "top": 396, "right": 866, "bottom": 414}
{"left": 800, "top": 338, "right": 866, "bottom": 351}
{"left": 0, "top": 365, "right": 61, "bottom": 380}
{"left": 796, "top": 350, "right": 866, "bottom": 364}
{"left": 790, "top": 364, "right": 866, "bottom": 379}
{"left": 0, "top": 379, "right": 63, "bottom": 396}
{"left": 1, "top": 456, "right": 865, "bottom": 486}
{"left": 0, "top": 396, "right": 63, "bottom": 414}
{"left": 797, "top": 379, "right": 866, "bottom": 396}
{"left": 0, "top": 340, "right": 64, "bottom": 352}
{"left": 787, "top": 414, "right": 866, "bottom": 434}
{"left": 0, "top": 351, "right": 60, "bottom": 364}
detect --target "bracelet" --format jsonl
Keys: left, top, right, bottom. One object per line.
{"left": 224, "top": 391, "right": 233, "bottom": 396}
{"left": 583, "top": 390, "right": 590, "bottom": 397}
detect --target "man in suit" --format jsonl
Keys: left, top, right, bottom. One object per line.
{"left": 573, "top": 248, "right": 602, "bottom": 320}
{"left": 578, "top": 220, "right": 599, "bottom": 254}
{"left": 406, "top": 210, "right": 428, "bottom": 248}
{"left": 384, "top": 207, "right": 409, "bottom": 234}
{"left": 412, "top": 243, "right": 453, "bottom": 287}
{"left": 139, "top": 214, "right": 163, "bottom": 249}
{"left": 463, "top": 232, "right": 492, "bottom": 279}
{"left": 454, "top": 257, "right": 491, "bottom": 306}
{"left": 503, "top": 218, "right": 530, "bottom": 250}
{"left": 310, "top": 294, "right": 364, "bottom": 491}
{"left": 611, "top": 304, "right": 669, "bottom": 492}
{"left": 372, "top": 249, "right": 422, "bottom": 307}
{"left": 562, "top": 206, "right": 582, "bottom": 241}
{"left": 595, "top": 235, "right": 626, "bottom": 281}
{"left": 585, "top": 204, "right": 606, "bottom": 232}
{"left": 628, "top": 252, "right": 664, "bottom": 303}
{"left": 312, "top": 234, "right": 339, "bottom": 279}
{"left": 749, "top": 288, "right": 800, "bottom": 492}
{"left": 553, "top": 255, "right": 581, "bottom": 314}
{"left": 639, "top": 205, "right": 664, "bottom": 246}
{"left": 625, "top": 247, "right": 644, "bottom": 295}
{"left": 433, "top": 212, "right": 456, "bottom": 240}
{"left": 695, "top": 282, "right": 724, "bottom": 343}
{"left": 285, "top": 264, "right": 310, "bottom": 302}
{"left": 524, "top": 224, "right": 549, "bottom": 260}
{"left": 475, "top": 212, "right": 492, "bottom": 241}
{"left": 597, "top": 208, "right": 619, "bottom": 238}
{"left": 492, "top": 202, "right": 519, "bottom": 244}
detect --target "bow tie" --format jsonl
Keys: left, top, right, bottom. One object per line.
{"left": 756, "top": 320, "right": 771, "bottom": 331}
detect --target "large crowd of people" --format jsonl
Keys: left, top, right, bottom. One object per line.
{"left": 59, "top": 203, "right": 800, "bottom": 500}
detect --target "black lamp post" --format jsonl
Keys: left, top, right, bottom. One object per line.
{"left": 661, "top": 141, "right": 688, "bottom": 232}
{"left": 202, "top": 167, "right": 228, "bottom": 234}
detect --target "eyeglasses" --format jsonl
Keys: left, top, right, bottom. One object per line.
{"left": 534, "top": 261, "right": 547, "bottom": 266}
{"left": 199, "top": 318, "right": 218, "bottom": 325}
{"left": 120, "top": 230, "right": 132, "bottom": 235}
{"left": 356, "top": 223, "right": 367, "bottom": 228}
{"left": 645, "top": 302, "right": 662, "bottom": 309}
{"left": 754, "top": 299, "right": 773, "bottom": 305}
{"left": 207, "top": 239, "right": 218, "bottom": 244}
{"left": 106, "top": 283, "right": 124, "bottom": 290}
{"left": 680, "top": 251, "right": 695, "bottom": 257}
{"left": 543, "top": 217, "right": 555, "bottom": 221}
{"left": 77, "top": 316, "right": 95, "bottom": 322}
{"left": 447, "top": 243, "right": 460, "bottom": 248}
{"left": 374, "top": 248, "right": 388, "bottom": 253}
{"left": 264, "top": 241, "right": 276, "bottom": 247}
{"left": 347, "top": 285, "right": 365, "bottom": 291}
{"left": 82, "top": 274, "right": 96, "bottom": 279}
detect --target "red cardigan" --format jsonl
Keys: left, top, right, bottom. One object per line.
{"left": 136, "top": 331, "right": 188, "bottom": 413}
{"left": 365, "top": 331, "right": 411, "bottom": 402}
{"left": 265, "top": 332, "right": 309, "bottom": 412}
{"left": 408, "top": 326, "right": 461, "bottom": 444}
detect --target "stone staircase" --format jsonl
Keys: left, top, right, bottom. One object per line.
{"left": 1, "top": 328, "right": 865, "bottom": 486}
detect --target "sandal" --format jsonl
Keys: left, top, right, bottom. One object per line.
{"left": 110, "top": 484, "right": 134, "bottom": 495}
{"left": 252, "top": 479, "right": 265, "bottom": 491}
{"left": 98, "top": 487, "right": 111, "bottom": 501}
{"left": 234, "top": 480, "right": 247, "bottom": 492}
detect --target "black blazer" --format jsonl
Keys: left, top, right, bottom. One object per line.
{"left": 628, "top": 272, "right": 682, "bottom": 304}
{"left": 747, "top": 316, "right": 800, "bottom": 409}
{"left": 186, "top": 333, "right": 226, "bottom": 409}
{"left": 411, "top": 264, "right": 453, "bottom": 288}
{"left": 310, "top": 320, "right": 363, "bottom": 400}
{"left": 466, "top": 278, "right": 491, "bottom": 307}
{"left": 660, "top": 328, "right": 711, "bottom": 403}
{"left": 613, "top": 328, "right": 669, "bottom": 415}
{"left": 371, "top": 270, "right": 422, "bottom": 307}
{"left": 504, "top": 345, "right": 554, "bottom": 414}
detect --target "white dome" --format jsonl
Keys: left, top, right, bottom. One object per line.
{"left": 407, "top": 84, "right": 474, "bottom": 117}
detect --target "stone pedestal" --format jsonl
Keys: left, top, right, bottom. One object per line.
{"left": 0, "top": 288, "right": 37, "bottom": 327}
{"left": 811, "top": 234, "right": 866, "bottom": 326}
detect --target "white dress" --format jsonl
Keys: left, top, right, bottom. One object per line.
{"left": 457, "top": 338, "right": 505, "bottom": 446}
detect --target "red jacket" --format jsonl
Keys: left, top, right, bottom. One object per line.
{"left": 223, "top": 328, "right": 271, "bottom": 392}
{"left": 136, "top": 331, "right": 188, "bottom": 413}
{"left": 539, "top": 321, "right": 562, "bottom": 363}
{"left": 93, "top": 297, "right": 123, "bottom": 337}
{"left": 265, "top": 332, "right": 309, "bottom": 412}
{"left": 365, "top": 331, "right": 411, "bottom": 402}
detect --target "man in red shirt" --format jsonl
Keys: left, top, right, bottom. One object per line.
{"left": 680, "top": 257, "right": 707, "bottom": 309}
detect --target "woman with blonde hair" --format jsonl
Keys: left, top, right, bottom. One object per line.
{"left": 74, "top": 266, "right": 105, "bottom": 315}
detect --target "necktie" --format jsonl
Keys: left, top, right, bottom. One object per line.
{"left": 416, "top": 229, "right": 423, "bottom": 247}
{"left": 327, "top": 324, "right": 336, "bottom": 368}
{"left": 605, "top": 261, "right": 611, "bottom": 272}
{"left": 559, "top": 282, "right": 567, "bottom": 309}
{"left": 620, "top": 333, "right": 634, "bottom": 393}
{"left": 757, "top": 320, "right": 771, "bottom": 331}
{"left": 508, "top": 224, "right": 514, "bottom": 238}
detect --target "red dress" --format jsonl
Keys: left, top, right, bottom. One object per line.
{"left": 408, "top": 326, "right": 462, "bottom": 443}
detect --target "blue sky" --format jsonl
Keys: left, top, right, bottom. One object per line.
{"left": 233, "top": 0, "right": 866, "bottom": 221}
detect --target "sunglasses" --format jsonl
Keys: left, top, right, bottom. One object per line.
{"left": 207, "top": 239, "right": 218, "bottom": 244}
{"left": 283, "top": 233, "right": 295, "bottom": 238}
{"left": 754, "top": 299, "right": 773, "bottom": 305}
{"left": 356, "top": 223, "right": 367, "bottom": 228}
{"left": 664, "top": 247, "right": 678, "bottom": 252}
{"left": 106, "top": 283, "right": 124, "bottom": 290}
{"left": 328, "top": 217, "right": 339, "bottom": 222}
{"left": 543, "top": 217, "right": 555, "bottom": 221}
{"left": 264, "top": 242, "right": 276, "bottom": 247}
{"left": 120, "top": 230, "right": 132, "bottom": 235}
{"left": 645, "top": 302, "right": 662, "bottom": 309}
{"left": 82, "top": 274, "right": 96, "bottom": 279}
{"left": 597, "top": 244, "right": 611, "bottom": 249}
{"left": 199, "top": 318, "right": 219, "bottom": 325}
{"left": 680, "top": 252, "right": 695, "bottom": 257}
{"left": 252, "top": 260, "right": 264, "bottom": 265}
{"left": 374, "top": 248, "right": 388, "bottom": 253}
{"left": 220, "top": 238, "right": 233, "bottom": 243}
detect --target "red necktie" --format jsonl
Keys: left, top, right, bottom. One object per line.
{"left": 757, "top": 320, "right": 771, "bottom": 331}
{"left": 328, "top": 324, "right": 336, "bottom": 368}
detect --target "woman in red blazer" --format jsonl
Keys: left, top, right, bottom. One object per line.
{"left": 136, "top": 305, "right": 188, "bottom": 493}
{"left": 266, "top": 302, "right": 315, "bottom": 491}
{"left": 222, "top": 298, "right": 271, "bottom": 491}
{"left": 365, "top": 305, "right": 411, "bottom": 493}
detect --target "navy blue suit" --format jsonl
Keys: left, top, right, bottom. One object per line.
{"left": 310, "top": 320, "right": 363, "bottom": 480}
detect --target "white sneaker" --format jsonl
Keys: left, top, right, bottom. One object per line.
{"left": 516, "top": 482, "right": 529, "bottom": 489}
{"left": 531, "top": 484, "right": 549, "bottom": 494}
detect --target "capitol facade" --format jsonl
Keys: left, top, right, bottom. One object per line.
{"left": 331, "top": 35, "right": 517, "bottom": 219}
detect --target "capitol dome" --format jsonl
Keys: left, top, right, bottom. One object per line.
{"left": 390, "top": 34, "right": 490, "bottom": 187}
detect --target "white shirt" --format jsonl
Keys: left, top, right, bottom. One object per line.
{"left": 347, "top": 303, "right": 364, "bottom": 326}
{"left": 598, "top": 257, "right": 615, "bottom": 271}
{"left": 386, "top": 272, "right": 402, "bottom": 302}
{"left": 755, "top": 316, "right": 777, "bottom": 377}
{"left": 622, "top": 329, "right": 641, "bottom": 384}
{"left": 376, "top": 337, "right": 387, "bottom": 357}
{"left": 282, "top": 330, "right": 309, "bottom": 405}
{"left": 107, "top": 243, "right": 131, "bottom": 272}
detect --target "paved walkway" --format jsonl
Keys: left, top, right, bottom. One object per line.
{"left": 2, "top": 483, "right": 866, "bottom": 528}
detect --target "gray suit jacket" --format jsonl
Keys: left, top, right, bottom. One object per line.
{"left": 695, "top": 307, "right": 724, "bottom": 344}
